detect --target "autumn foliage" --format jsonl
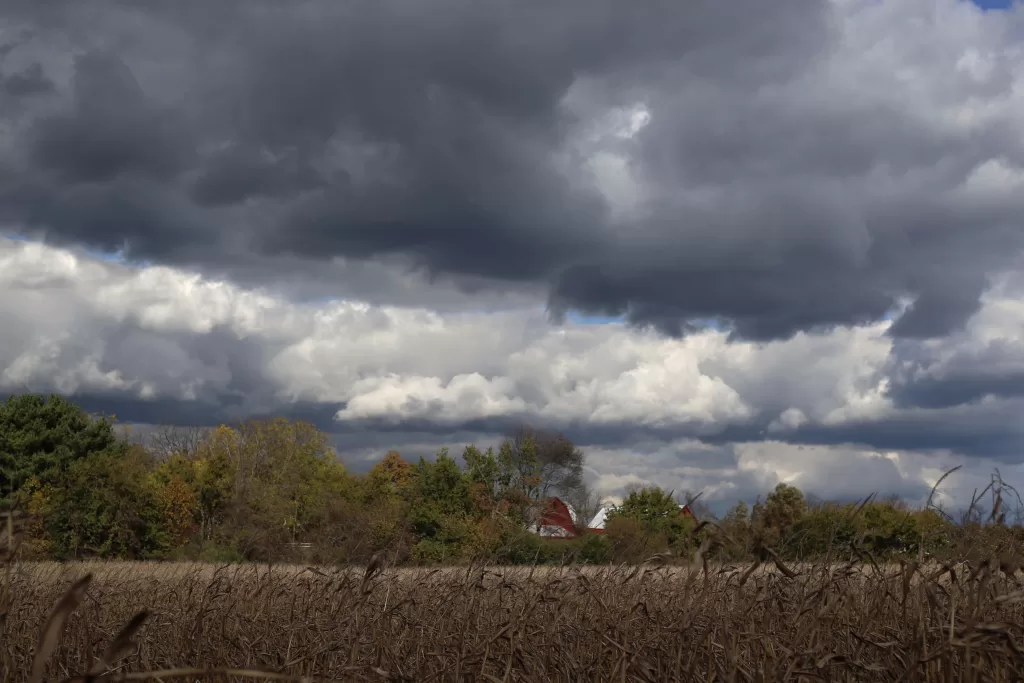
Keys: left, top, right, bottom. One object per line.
{"left": 0, "top": 393, "right": 1018, "bottom": 566}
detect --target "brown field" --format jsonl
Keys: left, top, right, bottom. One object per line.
{"left": 3, "top": 558, "right": 1024, "bottom": 682}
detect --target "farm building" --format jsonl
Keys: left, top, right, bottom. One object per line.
{"left": 586, "top": 503, "right": 694, "bottom": 534}
{"left": 526, "top": 497, "right": 581, "bottom": 538}
{"left": 528, "top": 497, "right": 697, "bottom": 538}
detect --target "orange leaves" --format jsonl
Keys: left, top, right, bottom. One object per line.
{"left": 371, "top": 451, "right": 414, "bottom": 491}
{"left": 469, "top": 481, "right": 496, "bottom": 513}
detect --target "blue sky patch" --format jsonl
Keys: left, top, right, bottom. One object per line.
{"left": 565, "top": 312, "right": 626, "bottom": 326}
{"left": 972, "top": 0, "right": 1015, "bottom": 10}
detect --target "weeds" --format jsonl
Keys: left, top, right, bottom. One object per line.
{"left": 4, "top": 470, "right": 1024, "bottom": 681}
{"left": 1, "top": 557, "right": 1023, "bottom": 681}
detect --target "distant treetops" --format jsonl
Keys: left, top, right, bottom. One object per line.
{"left": 0, "top": 394, "right": 1008, "bottom": 565}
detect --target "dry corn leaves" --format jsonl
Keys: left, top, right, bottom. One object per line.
{"left": 2, "top": 557, "right": 1024, "bottom": 682}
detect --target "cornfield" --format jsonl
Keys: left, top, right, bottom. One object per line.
{"left": 4, "top": 556, "right": 1024, "bottom": 682}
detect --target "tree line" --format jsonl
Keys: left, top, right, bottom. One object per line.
{"left": 1, "top": 393, "right": 1019, "bottom": 565}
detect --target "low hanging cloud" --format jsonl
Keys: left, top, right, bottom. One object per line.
{"left": 0, "top": 237, "right": 890, "bottom": 432}
{"left": 2, "top": 0, "right": 1024, "bottom": 510}
{"left": 2, "top": 237, "right": 1024, "bottom": 511}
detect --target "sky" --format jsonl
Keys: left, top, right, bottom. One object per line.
{"left": 1, "top": 0, "right": 1024, "bottom": 515}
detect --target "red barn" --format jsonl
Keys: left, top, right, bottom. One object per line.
{"left": 527, "top": 497, "right": 579, "bottom": 538}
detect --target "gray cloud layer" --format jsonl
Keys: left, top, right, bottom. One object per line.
{"left": 3, "top": 0, "right": 1023, "bottom": 340}
{"left": 2, "top": 0, "right": 1024, "bottom": 509}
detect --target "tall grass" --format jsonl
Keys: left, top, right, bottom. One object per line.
{"left": 4, "top": 470, "right": 1024, "bottom": 681}
{"left": 3, "top": 556, "right": 1024, "bottom": 681}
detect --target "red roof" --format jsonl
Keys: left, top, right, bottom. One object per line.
{"left": 531, "top": 497, "right": 579, "bottom": 538}
{"left": 539, "top": 497, "right": 575, "bottom": 530}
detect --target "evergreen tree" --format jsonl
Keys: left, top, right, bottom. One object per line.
{"left": 0, "top": 393, "right": 121, "bottom": 507}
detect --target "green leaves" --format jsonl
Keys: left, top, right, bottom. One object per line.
{"left": 45, "top": 446, "right": 168, "bottom": 560}
{"left": 0, "top": 392, "right": 987, "bottom": 568}
{"left": 0, "top": 393, "right": 121, "bottom": 507}
{"left": 606, "top": 487, "right": 697, "bottom": 559}
{"left": 612, "top": 487, "right": 682, "bottom": 525}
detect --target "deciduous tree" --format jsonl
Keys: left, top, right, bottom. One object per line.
{"left": 45, "top": 445, "right": 168, "bottom": 559}
{"left": 501, "top": 425, "right": 585, "bottom": 501}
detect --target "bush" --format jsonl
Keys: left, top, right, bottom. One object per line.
{"left": 492, "top": 529, "right": 546, "bottom": 565}
{"left": 574, "top": 532, "right": 613, "bottom": 564}
{"left": 604, "top": 516, "right": 661, "bottom": 563}
{"left": 411, "top": 538, "right": 458, "bottom": 565}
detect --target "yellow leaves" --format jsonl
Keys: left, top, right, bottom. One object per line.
{"left": 213, "top": 424, "right": 236, "bottom": 438}
{"left": 159, "top": 475, "right": 198, "bottom": 548}
{"left": 13, "top": 476, "right": 52, "bottom": 542}
{"left": 466, "top": 516, "right": 506, "bottom": 556}
{"left": 19, "top": 475, "right": 44, "bottom": 498}
{"left": 151, "top": 454, "right": 196, "bottom": 488}
{"left": 26, "top": 488, "right": 49, "bottom": 516}
{"left": 24, "top": 483, "right": 52, "bottom": 545}
{"left": 182, "top": 417, "right": 347, "bottom": 543}
{"left": 202, "top": 425, "right": 242, "bottom": 464}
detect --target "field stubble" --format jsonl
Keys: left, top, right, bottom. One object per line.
{"left": 4, "top": 557, "right": 1024, "bottom": 682}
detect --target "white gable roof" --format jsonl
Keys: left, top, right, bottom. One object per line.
{"left": 588, "top": 505, "right": 612, "bottom": 530}
{"left": 565, "top": 502, "right": 580, "bottom": 524}
{"left": 587, "top": 502, "right": 691, "bottom": 530}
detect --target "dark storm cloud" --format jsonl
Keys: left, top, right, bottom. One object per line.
{"left": 886, "top": 335, "right": 1024, "bottom": 409}
{"left": 28, "top": 51, "right": 193, "bottom": 184}
{"left": 309, "top": 403, "right": 1024, "bottom": 463}
{"left": 1, "top": 0, "right": 1023, "bottom": 343}
{"left": 76, "top": 395, "right": 250, "bottom": 429}
{"left": 3, "top": 176, "right": 218, "bottom": 257}
{"left": 786, "top": 401, "right": 1024, "bottom": 462}
{"left": 548, "top": 261, "right": 897, "bottom": 341}
{"left": 78, "top": 395, "right": 347, "bottom": 433}
{"left": 3, "top": 62, "right": 53, "bottom": 97}
{"left": 189, "top": 144, "right": 324, "bottom": 207}
{"left": 891, "top": 373, "right": 1024, "bottom": 409}
{"left": 0, "top": 0, "right": 915, "bottom": 340}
